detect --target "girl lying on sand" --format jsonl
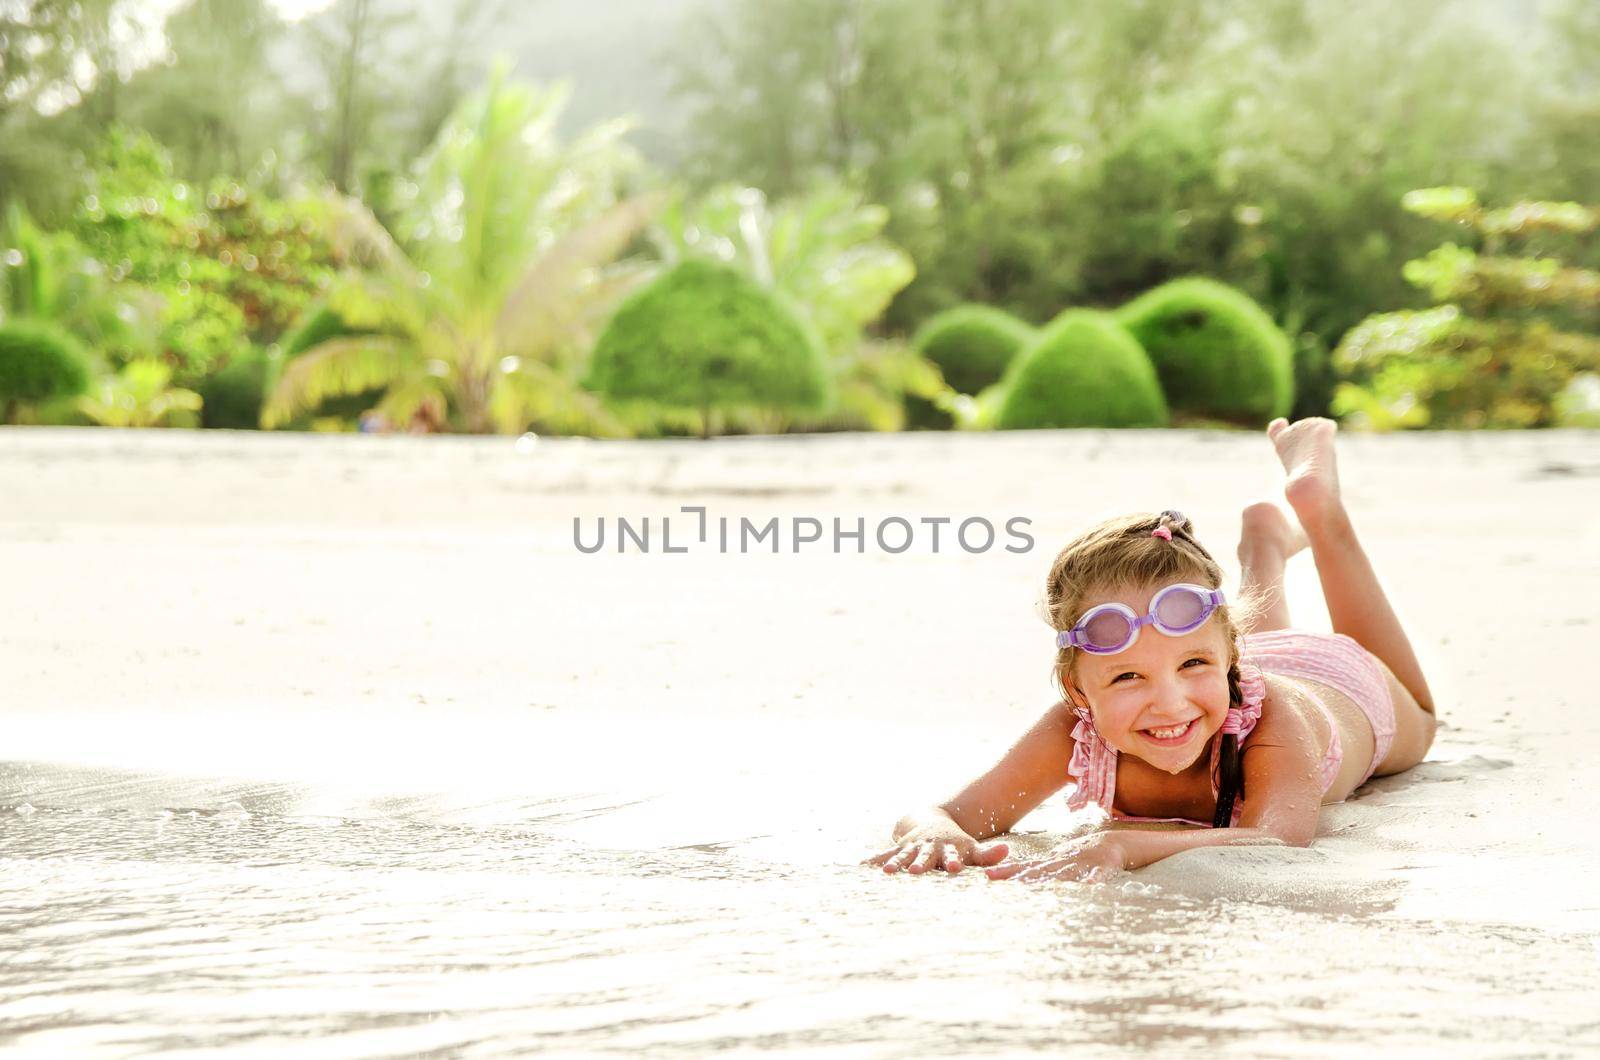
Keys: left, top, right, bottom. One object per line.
{"left": 865, "top": 416, "right": 1439, "bottom": 882}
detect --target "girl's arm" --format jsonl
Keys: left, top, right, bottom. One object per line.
{"left": 934, "top": 699, "right": 1078, "bottom": 840}
{"left": 989, "top": 720, "right": 1325, "bottom": 880}
{"left": 1115, "top": 738, "right": 1322, "bottom": 868}
{"left": 868, "top": 700, "right": 1078, "bottom": 874}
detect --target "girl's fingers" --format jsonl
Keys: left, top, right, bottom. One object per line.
{"left": 907, "top": 843, "right": 937, "bottom": 874}
{"left": 941, "top": 843, "right": 963, "bottom": 874}
{"left": 985, "top": 860, "right": 1026, "bottom": 881}
{"left": 988, "top": 858, "right": 1079, "bottom": 883}
{"left": 1017, "top": 862, "right": 1058, "bottom": 883}
{"left": 882, "top": 846, "right": 916, "bottom": 873}
{"left": 861, "top": 847, "right": 901, "bottom": 867}
{"left": 972, "top": 841, "right": 1009, "bottom": 866}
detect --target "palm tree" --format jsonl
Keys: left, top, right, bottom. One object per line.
{"left": 263, "top": 68, "right": 663, "bottom": 434}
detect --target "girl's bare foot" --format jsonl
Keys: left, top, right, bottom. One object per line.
{"left": 1238, "top": 501, "right": 1307, "bottom": 565}
{"left": 1266, "top": 417, "right": 1342, "bottom": 529}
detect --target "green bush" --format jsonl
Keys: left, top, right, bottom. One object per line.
{"left": 200, "top": 350, "right": 270, "bottom": 429}
{"left": 911, "top": 304, "right": 1036, "bottom": 395}
{"left": 583, "top": 259, "right": 832, "bottom": 434}
{"left": 1114, "top": 278, "right": 1292, "bottom": 425}
{"left": 0, "top": 318, "right": 91, "bottom": 421}
{"left": 994, "top": 310, "right": 1168, "bottom": 429}
{"left": 906, "top": 304, "right": 1036, "bottom": 428}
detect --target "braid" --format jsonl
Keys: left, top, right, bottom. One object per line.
{"left": 1212, "top": 662, "right": 1246, "bottom": 828}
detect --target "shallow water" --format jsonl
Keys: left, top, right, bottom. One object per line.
{"left": 4, "top": 753, "right": 1599, "bottom": 1057}
{"left": 4, "top": 428, "right": 1600, "bottom": 1055}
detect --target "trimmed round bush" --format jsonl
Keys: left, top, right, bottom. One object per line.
{"left": 911, "top": 305, "right": 1036, "bottom": 396}
{"left": 994, "top": 310, "right": 1168, "bottom": 429}
{"left": 0, "top": 319, "right": 91, "bottom": 419}
{"left": 1114, "top": 278, "right": 1292, "bottom": 424}
{"left": 584, "top": 259, "right": 831, "bottom": 421}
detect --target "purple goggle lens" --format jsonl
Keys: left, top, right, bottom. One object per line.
{"left": 1055, "top": 583, "right": 1225, "bottom": 655}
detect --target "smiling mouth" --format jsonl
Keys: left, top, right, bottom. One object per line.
{"left": 1140, "top": 718, "right": 1198, "bottom": 743}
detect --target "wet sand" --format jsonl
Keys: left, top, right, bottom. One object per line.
{"left": 2, "top": 425, "right": 1598, "bottom": 1053}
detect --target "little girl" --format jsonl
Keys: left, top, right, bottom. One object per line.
{"left": 866, "top": 417, "right": 1439, "bottom": 883}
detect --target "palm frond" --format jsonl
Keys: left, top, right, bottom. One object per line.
{"left": 489, "top": 359, "right": 630, "bottom": 437}
{"left": 261, "top": 336, "right": 409, "bottom": 429}
{"left": 316, "top": 190, "right": 413, "bottom": 275}
{"left": 493, "top": 191, "right": 668, "bottom": 356}
{"left": 374, "top": 375, "right": 450, "bottom": 430}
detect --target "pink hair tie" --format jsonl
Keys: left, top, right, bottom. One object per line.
{"left": 1151, "top": 527, "right": 1172, "bottom": 541}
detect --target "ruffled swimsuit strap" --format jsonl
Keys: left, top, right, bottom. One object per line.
{"left": 1065, "top": 706, "right": 1117, "bottom": 813}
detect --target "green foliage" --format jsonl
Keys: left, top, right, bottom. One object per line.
{"left": 1289, "top": 331, "right": 1336, "bottom": 422}
{"left": 78, "top": 359, "right": 203, "bottom": 428}
{"left": 994, "top": 310, "right": 1168, "bottom": 430}
{"left": 264, "top": 70, "right": 656, "bottom": 436}
{"left": 2, "top": 204, "right": 165, "bottom": 362}
{"left": 0, "top": 318, "right": 91, "bottom": 420}
{"left": 282, "top": 302, "right": 366, "bottom": 357}
{"left": 199, "top": 351, "right": 271, "bottom": 429}
{"left": 780, "top": 340, "right": 946, "bottom": 433}
{"left": 655, "top": 183, "right": 915, "bottom": 356}
{"left": 584, "top": 259, "right": 832, "bottom": 432}
{"left": 904, "top": 303, "right": 1034, "bottom": 429}
{"left": 118, "top": 0, "right": 287, "bottom": 184}
{"left": 673, "top": 0, "right": 1581, "bottom": 367}
{"left": 1335, "top": 188, "right": 1600, "bottom": 429}
{"left": 70, "top": 128, "right": 345, "bottom": 383}
{"left": 911, "top": 304, "right": 1035, "bottom": 396}
{"left": 1115, "top": 277, "right": 1293, "bottom": 425}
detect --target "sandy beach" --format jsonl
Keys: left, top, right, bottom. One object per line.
{"left": 3, "top": 425, "right": 1599, "bottom": 1054}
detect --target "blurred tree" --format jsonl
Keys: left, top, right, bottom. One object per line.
{"left": 297, "top": 0, "right": 405, "bottom": 193}
{"left": 654, "top": 182, "right": 913, "bottom": 356}
{"left": 264, "top": 71, "right": 660, "bottom": 435}
{"left": 672, "top": 0, "right": 1578, "bottom": 407}
{"left": 0, "top": 203, "right": 160, "bottom": 358}
{"left": 1334, "top": 188, "right": 1600, "bottom": 428}
{"left": 289, "top": 0, "right": 500, "bottom": 202}
{"left": 671, "top": 0, "right": 870, "bottom": 198}
{"left": 117, "top": 0, "right": 286, "bottom": 184}
{"left": 69, "top": 128, "right": 347, "bottom": 382}
{"left": 0, "top": 0, "right": 121, "bottom": 218}
{"left": 1520, "top": 0, "right": 1600, "bottom": 207}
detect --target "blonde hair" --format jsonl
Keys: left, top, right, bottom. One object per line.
{"left": 1041, "top": 509, "right": 1262, "bottom": 827}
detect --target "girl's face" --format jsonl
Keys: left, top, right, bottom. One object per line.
{"left": 1066, "top": 583, "right": 1233, "bottom": 776}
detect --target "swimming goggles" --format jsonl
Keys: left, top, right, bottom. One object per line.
{"left": 1055, "top": 583, "right": 1226, "bottom": 655}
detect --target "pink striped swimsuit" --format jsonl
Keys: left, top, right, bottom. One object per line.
{"left": 1065, "top": 629, "right": 1397, "bottom": 828}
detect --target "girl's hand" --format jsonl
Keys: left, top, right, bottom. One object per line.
{"left": 984, "top": 832, "right": 1126, "bottom": 883}
{"left": 862, "top": 828, "right": 1010, "bottom": 876}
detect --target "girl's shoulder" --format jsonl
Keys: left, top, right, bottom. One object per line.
{"left": 1247, "top": 673, "right": 1334, "bottom": 755}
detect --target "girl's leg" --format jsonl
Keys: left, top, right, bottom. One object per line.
{"left": 1267, "top": 417, "right": 1436, "bottom": 714}
{"left": 1236, "top": 501, "right": 1306, "bottom": 633}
